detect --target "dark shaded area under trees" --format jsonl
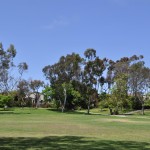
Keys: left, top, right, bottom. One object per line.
{"left": 0, "top": 136, "right": 150, "bottom": 150}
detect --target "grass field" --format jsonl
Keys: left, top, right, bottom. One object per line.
{"left": 0, "top": 108, "right": 150, "bottom": 150}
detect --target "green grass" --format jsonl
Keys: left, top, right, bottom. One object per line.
{"left": 0, "top": 108, "right": 150, "bottom": 150}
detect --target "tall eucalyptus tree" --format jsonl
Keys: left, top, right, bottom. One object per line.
{"left": 0, "top": 43, "right": 28, "bottom": 94}
{"left": 128, "top": 61, "right": 150, "bottom": 114}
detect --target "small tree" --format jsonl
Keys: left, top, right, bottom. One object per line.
{"left": 61, "top": 82, "right": 80, "bottom": 112}
{"left": 42, "top": 86, "right": 55, "bottom": 102}
{"left": 0, "top": 94, "right": 12, "bottom": 109}
{"left": 17, "top": 80, "right": 30, "bottom": 108}
{"left": 107, "top": 73, "right": 129, "bottom": 115}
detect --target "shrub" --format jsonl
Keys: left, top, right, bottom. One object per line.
{"left": 0, "top": 95, "right": 12, "bottom": 107}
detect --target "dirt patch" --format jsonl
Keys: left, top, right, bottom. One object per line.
{"left": 109, "top": 119, "right": 136, "bottom": 123}
{"left": 105, "top": 118, "right": 150, "bottom": 124}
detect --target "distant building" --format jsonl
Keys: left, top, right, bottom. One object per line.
{"left": 26, "top": 92, "right": 44, "bottom": 107}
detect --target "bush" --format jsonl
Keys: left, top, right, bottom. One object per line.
{"left": 144, "top": 98, "right": 150, "bottom": 109}
{"left": 0, "top": 95, "right": 12, "bottom": 107}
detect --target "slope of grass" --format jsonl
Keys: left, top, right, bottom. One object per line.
{"left": 0, "top": 108, "right": 150, "bottom": 150}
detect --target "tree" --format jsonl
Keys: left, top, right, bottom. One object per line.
{"left": 106, "top": 59, "right": 116, "bottom": 90}
{"left": 105, "top": 55, "right": 146, "bottom": 113}
{"left": 61, "top": 83, "right": 68, "bottom": 112}
{"left": 0, "top": 43, "right": 16, "bottom": 93}
{"left": 108, "top": 73, "right": 129, "bottom": 115}
{"left": 84, "top": 48, "right": 96, "bottom": 61}
{"left": 17, "top": 80, "right": 30, "bottom": 108}
{"left": 42, "top": 86, "right": 55, "bottom": 102}
{"left": 42, "top": 53, "right": 84, "bottom": 110}
{"left": 42, "top": 53, "right": 83, "bottom": 85}
{"left": 83, "top": 49, "right": 99, "bottom": 114}
{"left": 0, "top": 43, "right": 28, "bottom": 94}
{"left": 93, "top": 57, "right": 108, "bottom": 93}
{"left": 0, "top": 94, "right": 12, "bottom": 108}
{"left": 57, "top": 82, "right": 81, "bottom": 112}
{"left": 128, "top": 61, "right": 150, "bottom": 114}
{"left": 18, "top": 62, "right": 28, "bottom": 80}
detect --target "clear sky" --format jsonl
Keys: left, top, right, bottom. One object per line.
{"left": 0, "top": 0, "right": 150, "bottom": 82}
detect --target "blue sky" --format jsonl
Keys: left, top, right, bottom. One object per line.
{"left": 0, "top": 0, "right": 150, "bottom": 82}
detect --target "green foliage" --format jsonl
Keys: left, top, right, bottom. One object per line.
{"left": 71, "top": 89, "right": 81, "bottom": 103}
{"left": 62, "top": 82, "right": 81, "bottom": 110}
{"left": 1, "top": 45, "right": 149, "bottom": 113}
{"left": 99, "top": 92, "right": 110, "bottom": 109}
{"left": 42, "top": 50, "right": 150, "bottom": 113}
{"left": 29, "top": 80, "right": 44, "bottom": 92}
{"left": 144, "top": 93, "right": 150, "bottom": 108}
{"left": 0, "top": 94, "right": 12, "bottom": 107}
{"left": 42, "top": 86, "right": 55, "bottom": 102}
{"left": 105, "top": 73, "right": 130, "bottom": 114}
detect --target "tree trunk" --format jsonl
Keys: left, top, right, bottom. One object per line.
{"left": 62, "top": 87, "right": 67, "bottom": 113}
{"left": 21, "top": 97, "right": 24, "bottom": 109}
{"left": 114, "top": 106, "right": 119, "bottom": 115}
{"left": 97, "top": 83, "right": 100, "bottom": 94}
{"left": 35, "top": 93, "right": 40, "bottom": 108}
{"left": 87, "top": 97, "right": 91, "bottom": 114}
{"left": 142, "top": 103, "right": 145, "bottom": 115}
{"left": 100, "top": 85, "right": 103, "bottom": 94}
{"left": 62, "top": 105, "right": 64, "bottom": 113}
{"left": 109, "top": 108, "right": 113, "bottom": 115}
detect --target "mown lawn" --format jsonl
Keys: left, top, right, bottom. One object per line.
{"left": 0, "top": 108, "right": 150, "bottom": 150}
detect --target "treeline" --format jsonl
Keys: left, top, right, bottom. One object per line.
{"left": 42, "top": 49, "right": 150, "bottom": 114}
{"left": 0, "top": 43, "right": 150, "bottom": 114}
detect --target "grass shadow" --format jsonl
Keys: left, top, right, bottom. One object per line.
{"left": 47, "top": 108, "right": 107, "bottom": 116}
{"left": 0, "top": 108, "right": 14, "bottom": 114}
{"left": 46, "top": 108, "right": 87, "bottom": 115}
{"left": 0, "top": 111, "right": 15, "bottom": 114}
{"left": 0, "top": 112, "right": 31, "bottom": 115}
{"left": 0, "top": 136, "right": 150, "bottom": 150}
{"left": 0, "top": 109, "right": 31, "bottom": 115}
